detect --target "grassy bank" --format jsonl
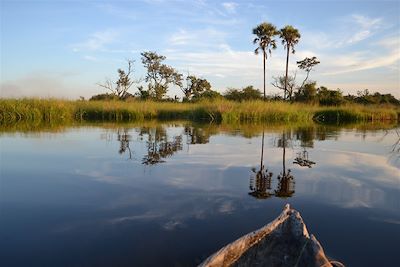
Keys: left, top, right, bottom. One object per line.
{"left": 0, "top": 98, "right": 398, "bottom": 124}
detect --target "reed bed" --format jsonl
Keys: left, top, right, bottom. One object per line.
{"left": 0, "top": 98, "right": 398, "bottom": 124}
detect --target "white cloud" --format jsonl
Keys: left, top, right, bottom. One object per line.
{"left": 347, "top": 30, "right": 371, "bottom": 44}
{"left": 345, "top": 15, "right": 382, "bottom": 45}
{"left": 302, "top": 14, "right": 384, "bottom": 49}
{"left": 72, "top": 30, "right": 119, "bottom": 52}
{"left": 352, "top": 14, "right": 382, "bottom": 29}
{"left": 168, "top": 29, "right": 192, "bottom": 46}
{"left": 320, "top": 35, "right": 400, "bottom": 75}
{"left": 167, "top": 28, "right": 227, "bottom": 48}
{"left": 222, "top": 2, "right": 238, "bottom": 14}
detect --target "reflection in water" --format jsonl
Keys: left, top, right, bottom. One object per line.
{"left": 249, "top": 130, "right": 317, "bottom": 199}
{"left": 114, "top": 124, "right": 215, "bottom": 165}
{"left": 249, "top": 130, "right": 274, "bottom": 198}
{"left": 114, "top": 126, "right": 185, "bottom": 165}
{"left": 275, "top": 169, "right": 295, "bottom": 198}
{"left": 391, "top": 130, "right": 400, "bottom": 157}
{"left": 276, "top": 131, "right": 296, "bottom": 198}
{"left": 184, "top": 125, "right": 211, "bottom": 144}
{"left": 249, "top": 166, "right": 273, "bottom": 199}
{"left": 140, "top": 127, "right": 183, "bottom": 165}
{"left": 117, "top": 129, "right": 132, "bottom": 159}
{"left": 113, "top": 124, "right": 318, "bottom": 198}
{"left": 293, "top": 149, "right": 316, "bottom": 168}
{"left": 1, "top": 121, "right": 399, "bottom": 267}
{"left": 293, "top": 127, "right": 316, "bottom": 168}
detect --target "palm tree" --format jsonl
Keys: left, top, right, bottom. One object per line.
{"left": 279, "top": 25, "right": 301, "bottom": 100}
{"left": 253, "top": 22, "right": 279, "bottom": 101}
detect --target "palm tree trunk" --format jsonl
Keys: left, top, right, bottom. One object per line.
{"left": 282, "top": 132, "right": 286, "bottom": 175}
{"left": 284, "top": 47, "right": 289, "bottom": 100}
{"left": 263, "top": 49, "right": 266, "bottom": 101}
{"left": 260, "top": 130, "right": 265, "bottom": 168}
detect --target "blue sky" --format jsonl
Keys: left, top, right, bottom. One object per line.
{"left": 1, "top": 0, "right": 399, "bottom": 98}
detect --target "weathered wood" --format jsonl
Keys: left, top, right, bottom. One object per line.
{"left": 199, "top": 204, "right": 344, "bottom": 267}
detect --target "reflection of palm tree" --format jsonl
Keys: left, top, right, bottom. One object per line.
{"left": 249, "top": 130, "right": 274, "bottom": 199}
{"left": 275, "top": 170, "right": 295, "bottom": 198}
{"left": 249, "top": 165, "right": 273, "bottom": 199}
{"left": 275, "top": 131, "right": 295, "bottom": 198}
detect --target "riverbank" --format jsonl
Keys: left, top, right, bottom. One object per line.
{"left": 1, "top": 98, "right": 398, "bottom": 124}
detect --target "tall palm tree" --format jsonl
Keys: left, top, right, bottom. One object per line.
{"left": 279, "top": 25, "right": 301, "bottom": 100}
{"left": 253, "top": 22, "right": 279, "bottom": 101}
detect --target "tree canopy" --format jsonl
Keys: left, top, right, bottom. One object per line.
{"left": 141, "top": 51, "right": 183, "bottom": 100}
{"left": 182, "top": 75, "right": 212, "bottom": 101}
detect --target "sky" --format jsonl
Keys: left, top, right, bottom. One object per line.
{"left": 1, "top": 0, "right": 399, "bottom": 99}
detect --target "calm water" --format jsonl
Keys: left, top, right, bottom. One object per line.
{"left": 0, "top": 122, "right": 399, "bottom": 267}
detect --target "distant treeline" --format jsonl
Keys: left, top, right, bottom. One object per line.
{"left": 90, "top": 83, "right": 399, "bottom": 107}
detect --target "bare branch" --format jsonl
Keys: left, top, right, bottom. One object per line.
{"left": 97, "top": 59, "right": 137, "bottom": 99}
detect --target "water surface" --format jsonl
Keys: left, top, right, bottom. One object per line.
{"left": 1, "top": 122, "right": 399, "bottom": 266}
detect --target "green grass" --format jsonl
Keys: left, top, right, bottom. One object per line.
{"left": 0, "top": 98, "right": 398, "bottom": 125}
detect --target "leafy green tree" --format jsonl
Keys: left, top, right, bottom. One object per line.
{"left": 241, "top": 85, "right": 262, "bottom": 100}
{"left": 89, "top": 93, "right": 119, "bottom": 101}
{"left": 297, "top": 56, "right": 320, "bottom": 89}
{"left": 253, "top": 22, "right": 279, "bottom": 101}
{"left": 317, "top": 86, "right": 344, "bottom": 106}
{"left": 374, "top": 93, "right": 399, "bottom": 105}
{"left": 182, "top": 75, "right": 212, "bottom": 101}
{"left": 97, "top": 59, "right": 137, "bottom": 100}
{"left": 224, "top": 86, "right": 262, "bottom": 102}
{"left": 192, "top": 90, "right": 222, "bottom": 101}
{"left": 294, "top": 82, "right": 317, "bottom": 103}
{"left": 224, "top": 88, "right": 242, "bottom": 101}
{"left": 279, "top": 25, "right": 301, "bottom": 100}
{"left": 135, "top": 85, "right": 151, "bottom": 100}
{"left": 141, "top": 51, "right": 183, "bottom": 100}
{"left": 349, "top": 90, "right": 400, "bottom": 105}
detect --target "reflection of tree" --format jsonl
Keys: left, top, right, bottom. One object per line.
{"left": 275, "top": 169, "right": 295, "bottom": 198}
{"left": 249, "top": 131, "right": 274, "bottom": 199}
{"left": 249, "top": 166, "right": 273, "bottom": 199}
{"left": 249, "top": 130, "right": 296, "bottom": 199}
{"left": 294, "top": 127, "right": 314, "bottom": 148}
{"left": 392, "top": 130, "right": 400, "bottom": 153}
{"left": 293, "top": 149, "right": 316, "bottom": 168}
{"left": 141, "top": 126, "right": 183, "bottom": 165}
{"left": 184, "top": 126, "right": 210, "bottom": 144}
{"left": 275, "top": 131, "right": 295, "bottom": 198}
{"left": 389, "top": 129, "right": 400, "bottom": 162}
{"left": 117, "top": 128, "right": 133, "bottom": 159}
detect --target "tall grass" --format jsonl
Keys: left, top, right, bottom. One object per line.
{"left": 0, "top": 98, "right": 398, "bottom": 125}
